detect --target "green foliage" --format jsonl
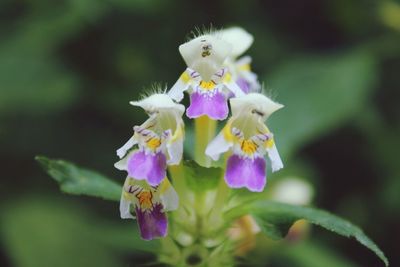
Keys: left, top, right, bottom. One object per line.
{"left": 0, "top": 197, "right": 157, "bottom": 267}
{"left": 35, "top": 156, "right": 388, "bottom": 266}
{"left": 227, "top": 200, "right": 388, "bottom": 266}
{"left": 266, "top": 51, "right": 377, "bottom": 158}
{"left": 0, "top": 198, "right": 120, "bottom": 267}
{"left": 36, "top": 156, "right": 121, "bottom": 201}
{"left": 265, "top": 241, "right": 358, "bottom": 267}
{"left": 182, "top": 160, "right": 221, "bottom": 192}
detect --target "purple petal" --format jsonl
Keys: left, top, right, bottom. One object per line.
{"left": 135, "top": 204, "right": 167, "bottom": 240}
{"left": 186, "top": 91, "right": 228, "bottom": 120}
{"left": 127, "top": 151, "right": 166, "bottom": 186}
{"left": 225, "top": 154, "right": 266, "bottom": 192}
{"left": 236, "top": 78, "right": 251, "bottom": 94}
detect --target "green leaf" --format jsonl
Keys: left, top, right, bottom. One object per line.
{"left": 227, "top": 200, "right": 388, "bottom": 266}
{"left": 0, "top": 197, "right": 158, "bottom": 267}
{"left": 182, "top": 160, "right": 222, "bottom": 192}
{"left": 274, "top": 241, "right": 358, "bottom": 267}
{"left": 266, "top": 51, "right": 377, "bottom": 158}
{"left": 36, "top": 156, "right": 121, "bottom": 201}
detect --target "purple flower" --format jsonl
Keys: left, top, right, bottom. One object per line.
{"left": 205, "top": 93, "right": 284, "bottom": 192}
{"left": 115, "top": 93, "right": 185, "bottom": 186}
{"left": 167, "top": 32, "right": 245, "bottom": 120}
{"left": 219, "top": 27, "right": 261, "bottom": 94}
{"left": 120, "top": 178, "right": 179, "bottom": 240}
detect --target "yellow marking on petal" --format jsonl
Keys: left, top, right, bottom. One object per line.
{"left": 137, "top": 191, "right": 153, "bottom": 210}
{"left": 158, "top": 178, "right": 170, "bottom": 195}
{"left": 199, "top": 80, "right": 216, "bottom": 90}
{"left": 180, "top": 71, "right": 191, "bottom": 84}
{"left": 239, "top": 64, "right": 251, "bottom": 71}
{"left": 171, "top": 124, "right": 184, "bottom": 143}
{"left": 223, "top": 72, "right": 232, "bottom": 83}
{"left": 223, "top": 121, "right": 234, "bottom": 142}
{"left": 241, "top": 140, "right": 258, "bottom": 155}
{"left": 123, "top": 191, "right": 133, "bottom": 200}
{"left": 146, "top": 137, "right": 161, "bottom": 150}
{"left": 262, "top": 126, "right": 274, "bottom": 149}
{"left": 266, "top": 138, "right": 274, "bottom": 149}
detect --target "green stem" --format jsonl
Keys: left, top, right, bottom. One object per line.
{"left": 194, "top": 116, "right": 216, "bottom": 167}
{"left": 168, "top": 163, "right": 191, "bottom": 221}
{"left": 168, "top": 163, "right": 186, "bottom": 196}
{"left": 208, "top": 175, "right": 231, "bottom": 227}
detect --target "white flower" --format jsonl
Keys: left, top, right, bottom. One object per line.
{"left": 219, "top": 27, "right": 261, "bottom": 94}
{"left": 115, "top": 93, "right": 185, "bottom": 186}
{"left": 120, "top": 177, "right": 178, "bottom": 240}
{"left": 168, "top": 32, "right": 244, "bottom": 120}
{"left": 205, "top": 93, "right": 284, "bottom": 191}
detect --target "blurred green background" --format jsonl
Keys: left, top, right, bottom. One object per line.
{"left": 0, "top": 0, "right": 399, "bottom": 266}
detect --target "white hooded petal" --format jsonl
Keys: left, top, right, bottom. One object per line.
{"left": 267, "top": 143, "right": 283, "bottom": 172}
{"left": 159, "top": 179, "right": 179, "bottom": 212}
{"left": 219, "top": 27, "right": 254, "bottom": 58}
{"left": 205, "top": 130, "right": 233, "bottom": 161}
{"left": 235, "top": 55, "right": 252, "bottom": 66}
{"left": 230, "top": 93, "right": 284, "bottom": 119}
{"left": 179, "top": 34, "right": 232, "bottom": 80}
{"left": 130, "top": 93, "right": 185, "bottom": 116}
{"left": 116, "top": 136, "right": 137, "bottom": 159}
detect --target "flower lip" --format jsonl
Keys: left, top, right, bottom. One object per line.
{"left": 130, "top": 93, "right": 185, "bottom": 116}
{"left": 230, "top": 93, "right": 284, "bottom": 119}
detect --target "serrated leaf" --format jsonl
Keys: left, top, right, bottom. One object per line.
{"left": 182, "top": 160, "right": 222, "bottom": 191}
{"left": 226, "top": 200, "right": 388, "bottom": 266}
{"left": 36, "top": 156, "right": 121, "bottom": 201}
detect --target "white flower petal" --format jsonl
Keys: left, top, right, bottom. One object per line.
{"left": 130, "top": 93, "right": 185, "bottom": 116}
{"left": 116, "top": 136, "right": 136, "bottom": 159}
{"left": 205, "top": 130, "right": 233, "bottom": 161}
{"left": 225, "top": 78, "right": 245, "bottom": 97}
{"left": 166, "top": 136, "right": 183, "bottom": 165}
{"left": 179, "top": 34, "right": 232, "bottom": 79}
{"left": 230, "top": 93, "right": 284, "bottom": 119}
{"left": 120, "top": 192, "right": 134, "bottom": 219}
{"left": 168, "top": 77, "right": 190, "bottom": 102}
{"left": 219, "top": 27, "right": 254, "bottom": 58}
{"left": 159, "top": 179, "right": 179, "bottom": 211}
{"left": 267, "top": 144, "right": 283, "bottom": 172}
{"left": 114, "top": 150, "right": 135, "bottom": 170}
{"left": 235, "top": 55, "right": 252, "bottom": 66}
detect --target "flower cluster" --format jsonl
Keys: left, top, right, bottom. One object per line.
{"left": 115, "top": 27, "right": 284, "bottom": 240}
